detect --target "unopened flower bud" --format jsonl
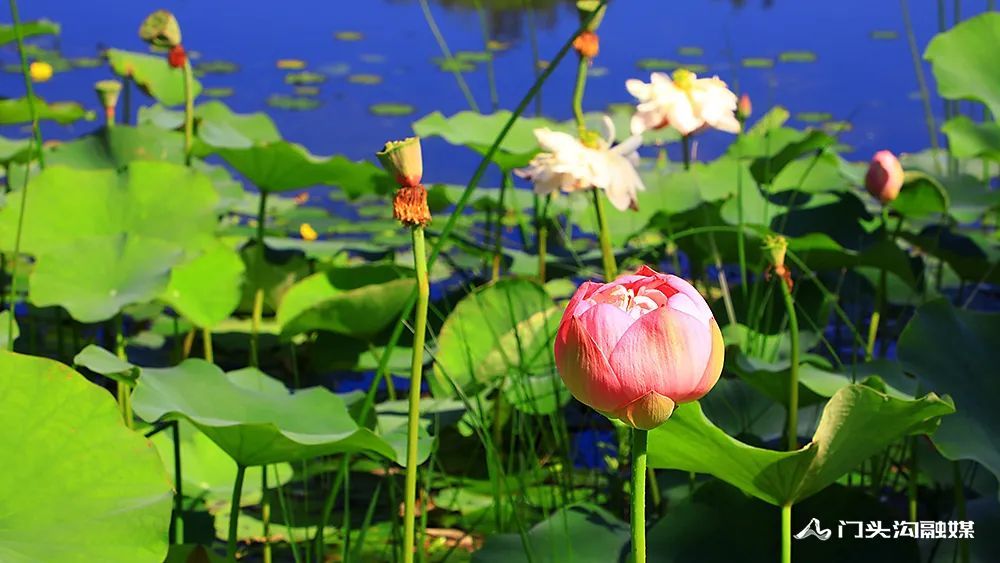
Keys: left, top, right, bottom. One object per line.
{"left": 167, "top": 44, "right": 187, "bottom": 69}
{"left": 865, "top": 150, "right": 904, "bottom": 205}
{"left": 763, "top": 235, "right": 792, "bottom": 290}
{"left": 576, "top": 0, "right": 607, "bottom": 31}
{"left": 573, "top": 31, "right": 600, "bottom": 59}
{"left": 95, "top": 79, "right": 122, "bottom": 123}
{"left": 377, "top": 137, "right": 423, "bottom": 188}
{"left": 139, "top": 10, "right": 182, "bottom": 48}
{"left": 737, "top": 93, "right": 752, "bottom": 121}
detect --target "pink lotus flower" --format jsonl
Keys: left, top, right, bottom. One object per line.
{"left": 554, "top": 266, "right": 724, "bottom": 430}
{"left": 865, "top": 150, "right": 904, "bottom": 205}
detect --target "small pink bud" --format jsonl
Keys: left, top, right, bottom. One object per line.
{"left": 554, "top": 266, "right": 724, "bottom": 430}
{"left": 737, "top": 93, "right": 752, "bottom": 121}
{"left": 865, "top": 150, "right": 904, "bottom": 205}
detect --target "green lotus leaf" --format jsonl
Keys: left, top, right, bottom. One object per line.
{"left": 0, "top": 19, "right": 60, "bottom": 45}
{"left": 473, "top": 504, "right": 628, "bottom": 563}
{"left": 899, "top": 299, "right": 1000, "bottom": 487}
{"left": 648, "top": 384, "right": 954, "bottom": 506}
{"left": 942, "top": 115, "right": 1000, "bottom": 163}
{"left": 413, "top": 110, "right": 566, "bottom": 170}
{"left": 162, "top": 241, "right": 245, "bottom": 329}
{"left": 211, "top": 141, "right": 393, "bottom": 196}
{"left": 0, "top": 351, "right": 172, "bottom": 562}
{"left": 277, "top": 264, "right": 415, "bottom": 339}
{"left": 107, "top": 49, "right": 203, "bottom": 107}
{"left": 45, "top": 125, "right": 186, "bottom": 169}
{"left": 139, "top": 101, "right": 281, "bottom": 149}
{"left": 0, "top": 96, "right": 93, "bottom": 125}
{"left": 131, "top": 359, "right": 424, "bottom": 466}
{"left": 925, "top": 13, "right": 1000, "bottom": 118}
{"left": 891, "top": 171, "right": 950, "bottom": 219}
{"left": 432, "top": 279, "right": 559, "bottom": 395}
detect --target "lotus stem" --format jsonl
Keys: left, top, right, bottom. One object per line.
{"left": 901, "top": 0, "right": 942, "bottom": 174}
{"left": 403, "top": 225, "right": 430, "bottom": 563}
{"left": 781, "top": 503, "right": 792, "bottom": 563}
{"left": 122, "top": 78, "right": 133, "bottom": 125}
{"left": 492, "top": 172, "right": 511, "bottom": 281}
{"left": 116, "top": 313, "right": 133, "bottom": 429}
{"left": 228, "top": 464, "right": 247, "bottom": 558}
{"left": 262, "top": 468, "right": 271, "bottom": 563}
{"left": 202, "top": 327, "right": 213, "bottom": 363}
{"left": 908, "top": 437, "right": 919, "bottom": 521}
{"left": 865, "top": 209, "right": 890, "bottom": 360}
{"left": 537, "top": 193, "right": 550, "bottom": 282}
{"left": 592, "top": 188, "right": 617, "bottom": 280}
{"left": 779, "top": 279, "right": 800, "bottom": 450}
{"left": 572, "top": 55, "right": 588, "bottom": 135}
{"left": 250, "top": 191, "right": 268, "bottom": 369}
{"left": 182, "top": 59, "right": 195, "bottom": 166}
{"left": 6, "top": 0, "right": 46, "bottom": 352}
{"left": 630, "top": 428, "right": 648, "bottom": 563}
{"left": 171, "top": 421, "right": 184, "bottom": 544}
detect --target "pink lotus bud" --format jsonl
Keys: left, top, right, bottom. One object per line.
{"left": 737, "top": 93, "right": 752, "bottom": 121}
{"left": 554, "top": 265, "right": 724, "bottom": 430}
{"left": 865, "top": 150, "right": 904, "bottom": 205}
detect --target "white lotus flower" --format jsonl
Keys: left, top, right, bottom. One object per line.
{"left": 626, "top": 70, "right": 741, "bottom": 137}
{"left": 515, "top": 116, "right": 645, "bottom": 211}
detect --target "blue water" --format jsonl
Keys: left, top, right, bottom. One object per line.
{"left": 4, "top": 0, "right": 990, "bottom": 186}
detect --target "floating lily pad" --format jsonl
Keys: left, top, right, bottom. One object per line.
{"left": 870, "top": 29, "right": 899, "bottom": 40}
{"left": 822, "top": 120, "right": 853, "bottom": 133}
{"left": 284, "top": 70, "right": 326, "bottom": 85}
{"left": 0, "top": 351, "right": 172, "bottom": 562}
{"left": 636, "top": 58, "right": 680, "bottom": 71}
{"left": 294, "top": 86, "right": 320, "bottom": 96}
{"left": 678, "top": 46, "right": 704, "bottom": 57}
{"left": 266, "top": 94, "right": 320, "bottom": 111}
{"left": 131, "top": 360, "right": 426, "bottom": 467}
{"left": 68, "top": 56, "right": 102, "bottom": 68}
{"left": 276, "top": 59, "right": 306, "bottom": 70}
{"left": 369, "top": 102, "right": 414, "bottom": 117}
{"left": 486, "top": 39, "right": 509, "bottom": 51}
{"left": 334, "top": 30, "right": 363, "bottom": 41}
{"left": 202, "top": 87, "right": 234, "bottom": 98}
{"left": 433, "top": 57, "right": 476, "bottom": 73}
{"left": 456, "top": 50, "right": 492, "bottom": 63}
{"left": 0, "top": 19, "right": 60, "bottom": 45}
{"left": 742, "top": 57, "right": 775, "bottom": 69}
{"left": 107, "top": 49, "right": 202, "bottom": 107}
{"left": 0, "top": 96, "right": 93, "bottom": 125}
{"left": 347, "top": 73, "right": 382, "bottom": 85}
{"left": 795, "top": 111, "right": 833, "bottom": 123}
{"left": 193, "top": 60, "right": 238, "bottom": 75}
{"left": 778, "top": 50, "right": 817, "bottom": 63}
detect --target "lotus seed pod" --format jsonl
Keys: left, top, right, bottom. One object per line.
{"left": 376, "top": 137, "right": 423, "bottom": 188}
{"left": 139, "top": 10, "right": 182, "bottom": 48}
{"left": 95, "top": 79, "right": 122, "bottom": 109}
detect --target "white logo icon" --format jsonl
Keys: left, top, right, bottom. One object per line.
{"left": 794, "top": 518, "right": 832, "bottom": 541}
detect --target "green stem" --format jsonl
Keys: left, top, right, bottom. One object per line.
{"left": 262, "top": 468, "right": 271, "bottom": 563}
{"left": 250, "top": 191, "right": 268, "bottom": 368}
{"left": 535, "top": 194, "right": 550, "bottom": 282}
{"left": 116, "top": 314, "right": 133, "bottom": 429}
{"left": 202, "top": 327, "right": 213, "bottom": 363}
{"left": 403, "top": 226, "right": 430, "bottom": 563}
{"left": 681, "top": 135, "right": 692, "bottom": 171}
{"left": 779, "top": 280, "right": 800, "bottom": 450}
{"left": 781, "top": 504, "right": 792, "bottom": 563}
{"left": 866, "top": 210, "right": 891, "bottom": 360}
{"left": 492, "top": 172, "right": 511, "bottom": 281}
{"left": 572, "top": 55, "right": 588, "bottom": 133}
{"left": 592, "top": 188, "right": 617, "bottom": 280}
{"left": 735, "top": 125, "right": 748, "bottom": 295}
{"left": 182, "top": 59, "right": 195, "bottom": 166}
{"left": 122, "top": 78, "right": 132, "bottom": 125}
{"left": 630, "top": 428, "right": 647, "bottom": 563}
{"left": 417, "top": 0, "right": 479, "bottom": 112}
{"left": 901, "top": 0, "right": 942, "bottom": 174}
{"left": 908, "top": 437, "right": 919, "bottom": 521}
{"left": 171, "top": 421, "right": 184, "bottom": 544}
{"left": 228, "top": 464, "right": 247, "bottom": 559}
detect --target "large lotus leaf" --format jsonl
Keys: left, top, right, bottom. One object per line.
{"left": 645, "top": 481, "right": 918, "bottom": 563}
{"left": 149, "top": 420, "right": 292, "bottom": 507}
{"left": 0, "top": 162, "right": 218, "bottom": 256}
{"left": 131, "top": 359, "right": 423, "bottom": 467}
{"left": 139, "top": 101, "right": 281, "bottom": 149}
{"left": 925, "top": 13, "right": 1000, "bottom": 118}
{"left": 0, "top": 135, "right": 32, "bottom": 163}
{"left": 432, "top": 279, "right": 558, "bottom": 395}
{"left": 891, "top": 171, "right": 950, "bottom": 219}
{"left": 163, "top": 241, "right": 245, "bottom": 329}
{"left": 787, "top": 233, "right": 922, "bottom": 290}
{"left": 277, "top": 264, "right": 415, "bottom": 339}
{"left": 212, "top": 141, "right": 393, "bottom": 196}
{"left": 240, "top": 242, "right": 311, "bottom": 313}
{"left": 413, "top": 110, "right": 566, "bottom": 170}
{"left": 648, "top": 384, "right": 954, "bottom": 506}
{"left": 749, "top": 129, "right": 837, "bottom": 186}
{"left": 0, "top": 351, "right": 172, "bottom": 562}
{"left": 45, "top": 125, "right": 186, "bottom": 169}
{"left": 0, "top": 96, "right": 93, "bottom": 125}
{"left": 107, "top": 49, "right": 202, "bottom": 107}
{"left": 31, "top": 235, "right": 184, "bottom": 323}
{"left": 901, "top": 226, "right": 1000, "bottom": 284}
{"left": 0, "top": 19, "right": 60, "bottom": 45}
{"left": 898, "top": 299, "right": 1000, "bottom": 486}
{"left": 942, "top": 115, "right": 1000, "bottom": 163}
{"left": 472, "top": 504, "right": 629, "bottom": 563}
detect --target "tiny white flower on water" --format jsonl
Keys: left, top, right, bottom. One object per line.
{"left": 515, "top": 116, "right": 645, "bottom": 211}
{"left": 626, "top": 70, "right": 741, "bottom": 137}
